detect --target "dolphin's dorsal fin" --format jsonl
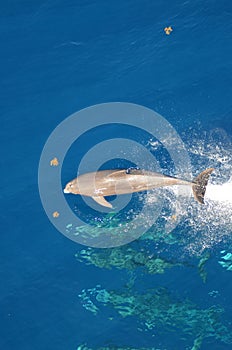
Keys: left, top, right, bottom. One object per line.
{"left": 92, "top": 196, "right": 113, "bottom": 208}
{"left": 107, "top": 168, "right": 143, "bottom": 178}
{"left": 106, "top": 169, "right": 126, "bottom": 178}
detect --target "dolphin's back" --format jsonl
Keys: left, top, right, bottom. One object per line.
{"left": 76, "top": 169, "right": 190, "bottom": 196}
{"left": 64, "top": 167, "right": 214, "bottom": 208}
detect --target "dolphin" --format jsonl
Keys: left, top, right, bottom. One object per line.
{"left": 63, "top": 168, "right": 214, "bottom": 208}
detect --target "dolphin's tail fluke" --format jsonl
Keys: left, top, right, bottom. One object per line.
{"left": 192, "top": 168, "right": 214, "bottom": 204}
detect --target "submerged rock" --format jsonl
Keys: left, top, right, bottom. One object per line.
{"left": 77, "top": 346, "right": 163, "bottom": 350}
{"left": 79, "top": 285, "right": 232, "bottom": 347}
{"left": 197, "top": 251, "right": 211, "bottom": 283}
{"left": 75, "top": 246, "right": 180, "bottom": 275}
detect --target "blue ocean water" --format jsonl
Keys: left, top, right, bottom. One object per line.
{"left": 1, "top": 1, "right": 232, "bottom": 349}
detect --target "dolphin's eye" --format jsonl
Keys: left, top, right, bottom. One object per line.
{"left": 70, "top": 184, "right": 73, "bottom": 188}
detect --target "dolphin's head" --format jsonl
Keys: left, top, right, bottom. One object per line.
{"left": 63, "top": 179, "right": 79, "bottom": 194}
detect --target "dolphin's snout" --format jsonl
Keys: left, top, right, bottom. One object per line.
{"left": 63, "top": 188, "right": 70, "bottom": 194}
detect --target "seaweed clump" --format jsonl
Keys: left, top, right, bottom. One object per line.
{"left": 78, "top": 285, "right": 232, "bottom": 347}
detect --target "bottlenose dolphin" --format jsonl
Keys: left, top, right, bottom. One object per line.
{"left": 63, "top": 168, "right": 214, "bottom": 208}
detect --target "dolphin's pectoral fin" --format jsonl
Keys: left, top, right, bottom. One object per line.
{"left": 92, "top": 196, "right": 113, "bottom": 208}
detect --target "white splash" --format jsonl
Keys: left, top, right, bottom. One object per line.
{"left": 135, "top": 127, "right": 232, "bottom": 255}
{"left": 180, "top": 128, "right": 232, "bottom": 255}
{"left": 205, "top": 180, "right": 232, "bottom": 204}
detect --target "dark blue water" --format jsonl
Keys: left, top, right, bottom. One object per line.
{"left": 1, "top": 1, "right": 232, "bottom": 349}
